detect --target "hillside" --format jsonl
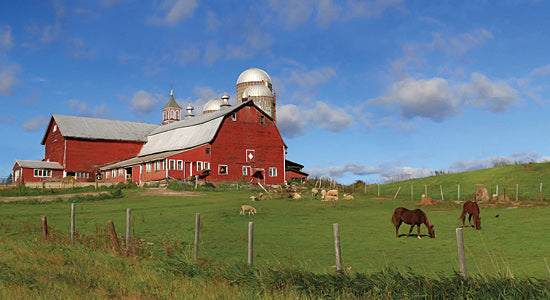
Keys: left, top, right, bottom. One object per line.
{"left": 368, "top": 161, "right": 550, "bottom": 202}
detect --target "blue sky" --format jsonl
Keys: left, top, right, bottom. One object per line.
{"left": 1, "top": 0, "right": 550, "bottom": 184}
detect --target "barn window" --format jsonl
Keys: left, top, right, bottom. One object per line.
{"left": 112, "top": 170, "right": 117, "bottom": 178}
{"left": 175, "top": 111, "right": 180, "bottom": 120}
{"left": 163, "top": 111, "right": 167, "bottom": 120}
{"left": 206, "top": 147, "right": 211, "bottom": 155}
{"left": 219, "top": 165, "right": 228, "bottom": 175}
{"left": 76, "top": 172, "right": 89, "bottom": 179}
{"left": 155, "top": 161, "right": 161, "bottom": 172}
{"left": 204, "top": 162, "right": 210, "bottom": 170}
{"left": 177, "top": 160, "right": 183, "bottom": 170}
{"left": 232, "top": 113, "right": 237, "bottom": 121}
{"left": 269, "top": 167, "right": 277, "bottom": 177}
{"left": 260, "top": 116, "right": 265, "bottom": 125}
{"left": 197, "top": 161, "right": 203, "bottom": 172}
{"left": 33, "top": 169, "right": 52, "bottom": 177}
{"left": 53, "top": 125, "right": 57, "bottom": 132}
{"left": 118, "top": 169, "right": 124, "bottom": 177}
{"left": 242, "top": 166, "right": 251, "bottom": 176}
{"left": 105, "top": 172, "right": 110, "bottom": 179}
{"left": 146, "top": 163, "right": 152, "bottom": 173}
{"left": 169, "top": 160, "right": 175, "bottom": 170}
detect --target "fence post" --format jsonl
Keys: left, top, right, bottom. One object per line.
{"left": 456, "top": 228, "right": 467, "bottom": 279}
{"left": 108, "top": 220, "right": 120, "bottom": 253}
{"left": 248, "top": 222, "right": 254, "bottom": 265}
{"left": 540, "top": 182, "right": 543, "bottom": 201}
{"left": 333, "top": 223, "right": 343, "bottom": 272}
{"left": 194, "top": 213, "right": 200, "bottom": 263}
{"left": 496, "top": 184, "right": 499, "bottom": 196}
{"left": 126, "top": 208, "right": 131, "bottom": 255}
{"left": 377, "top": 184, "right": 380, "bottom": 197}
{"left": 393, "top": 186, "right": 401, "bottom": 200}
{"left": 516, "top": 184, "right": 518, "bottom": 201}
{"left": 440, "top": 185, "right": 444, "bottom": 201}
{"left": 70, "top": 203, "right": 75, "bottom": 245}
{"left": 458, "top": 184, "right": 460, "bottom": 201}
{"left": 41, "top": 215, "right": 48, "bottom": 241}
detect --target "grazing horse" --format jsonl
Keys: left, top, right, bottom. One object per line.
{"left": 461, "top": 201, "right": 481, "bottom": 230}
{"left": 392, "top": 207, "right": 436, "bottom": 239}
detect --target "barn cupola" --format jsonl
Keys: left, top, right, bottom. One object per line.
{"left": 221, "top": 92, "right": 231, "bottom": 108}
{"left": 161, "top": 88, "right": 182, "bottom": 125}
{"left": 185, "top": 104, "right": 195, "bottom": 118}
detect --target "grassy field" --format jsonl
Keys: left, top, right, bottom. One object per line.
{"left": 2, "top": 187, "right": 549, "bottom": 279}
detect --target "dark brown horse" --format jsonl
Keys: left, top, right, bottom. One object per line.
{"left": 461, "top": 201, "right": 481, "bottom": 230}
{"left": 392, "top": 207, "right": 436, "bottom": 239}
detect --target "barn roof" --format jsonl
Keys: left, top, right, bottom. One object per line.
{"left": 41, "top": 115, "right": 159, "bottom": 145}
{"left": 138, "top": 101, "right": 252, "bottom": 156}
{"left": 98, "top": 150, "right": 184, "bottom": 170}
{"left": 14, "top": 160, "right": 64, "bottom": 170}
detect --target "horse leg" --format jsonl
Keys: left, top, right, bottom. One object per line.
{"left": 468, "top": 214, "right": 474, "bottom": 228}
{"left": 461, "top": 211, "right": 466, "bottom": 228}
{"left": 395, "top": 221, "right": 402, "bottom": 238}
{"left": 406, "top": 224, "right": 415, "bottom": 238}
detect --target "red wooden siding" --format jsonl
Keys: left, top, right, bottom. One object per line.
{"left": 64, "top": 139, "right": 144, "bottom": 173}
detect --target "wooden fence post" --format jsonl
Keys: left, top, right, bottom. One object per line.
{"left": 126, "top": 208, "right": 131, "bottom": 255}
{"left": 458, "top": 184, "right": 460, "bottom": 201}
{"left": 393, "top": 186, "right": 401, "bottom": 200}
{"left": 456, "top": 228, "right": 467, "bottom": 279}
{"left": 540, "top": 182, "right": 543, "bottom": 201}
{"left": 516, "top": 184, "right": 518, "bottom": 201}
{"left": 41, "top": 215, "right": 48, "bottom": 241}
{"left": 440, "top": 185, "right": 444, "bottom": 201}
{"left": 194, "top": 213, "right": 200, "bottom": 263}
{"left": 377, "top": 184, "right": 380, "bottom": 197}
{"left": 108, "top": 220, "right": 120, "bottom": 253}
{"left": 70, "top": 203, "right": 75, "bottom": 245}
{"left": 333, "top": 223, "right": 343, "bottom": 272}
{"left": 248, "top": 222, "right": 254, "bottom": 265}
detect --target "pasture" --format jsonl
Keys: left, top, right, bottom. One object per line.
{"left": 1, "top": 188, "right": 549, "bottom": 279}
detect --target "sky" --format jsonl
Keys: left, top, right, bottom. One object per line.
{"left": 1, "top": 0, "right": 550, "bottom": 184}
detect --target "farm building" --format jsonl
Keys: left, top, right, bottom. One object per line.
{"left": 13, "top": 68, "right": 308, "bottom": 186}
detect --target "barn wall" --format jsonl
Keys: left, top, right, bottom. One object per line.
{"left": 14, "top": 167, "right": 64, "bottom": 184}
{"left": 43, "top": 120, "right": 66, "bottom": 165}
{"left": 210, "top": 106, "right": 285, "bottom": 184}
{"left": 64, "top": 139, "right": 144, "bottom": 173}
{"left": 166, "top": 145, "right": 210, "bottom": 180}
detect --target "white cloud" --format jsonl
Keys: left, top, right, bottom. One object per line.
{"left": 21, "top": 116, "right": 48, "bottom": 132}
{"left": 374, "top": 77, "right": 460, "bottom": 121}
{"left": 277, "top": 102, "right": 354, "bottom": 138}
{"left": 427, "top": 29, "right": 493, "bottom": 55}
{"left": 130, "top": 90, "right": 164, "bottom": 114}
{"left": 148, "top": 0, "right": 198, "bottom": 26}
{"left": 288, "top": 67, "right": 337, "bottom": 90}
{"left": 0, "top": 62, "right": 20, "bottom": 95}
{"left": 68, "top": 99, "right": 110, "bottom": 117}
{"left": 225, "top": 30, "right": 274, "bottom": 59}
{"left": 204, "top": 41, "right": 223, "bottom": 66}
{"left": 0, "top": 25, "right": 14, "bottom": 52}
{"left": 448, "top": 151, "right": 540, "bottom": 173}
{"left": 269, "top": 0, "right": 404, "bottom": 29}
{"left": 206, "top": 11, "right": 221, "bottom": 32}
{"left": 462, "top": 73, "right": 519, "bottom": 113}
{"left": 176, "top": 46, "right": 200, "bottom": 66}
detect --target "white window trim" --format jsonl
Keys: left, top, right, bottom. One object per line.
{"left": 246, "top": 149, "right": 255, "bottom": 162}
{"left": 177, "top": 160, "right": 183, "bottom": 171}
{"left": 169, "top": 159, "right": 176, "bottom": 170}
{"left": 219, "top": 165, "right": 228, "bottom": 175}
{"left": 197, "top": 161, "right": 203, "bottom": 172}
{"left": 204, "top": 162, "right": 210, "bottom": 170}
{"left": 33, "top": 169, "right": 52, "bottom": 178}
{"left": 242, "top": 166, "right": 251, "bottom": 176}
{"left": 269, "top": 167, "right": 277, "bottom": 177}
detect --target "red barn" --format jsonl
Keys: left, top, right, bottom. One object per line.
{"left": 13, "top": 67, "right": 306, "bottom": 186}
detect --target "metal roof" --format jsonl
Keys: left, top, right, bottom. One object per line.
{"left": 163, "top": 93, "right": 182, "bottom": 109}
{"left": 98, "top": 150, "right": 184, "bottom": 170}
{"left": 14, "top": 160, "right": 63, "bottom": 169}
{"left": 243, "top": 84, "right": 273, "bottom": 98}
{"left": 44, "top": 115, "right": 159, "bottom": 144}
{"left": 139, "top": 102, "right": 249, "bottom": 156}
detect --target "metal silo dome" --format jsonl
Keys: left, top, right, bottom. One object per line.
{"left": 242, "top": 84, "right": 273, "bottom": 98}
{"left": 236, "top": 68, "right": 271, "bottom": 85}
{"left": 203, "top": 98, "right": 223, "bottom": 114}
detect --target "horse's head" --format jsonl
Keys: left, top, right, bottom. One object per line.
{"left": 475, "top": 217, "right": 481, "bottom": 230}
{"left": 428, "top": 225, "right": 436, "bottom": 238}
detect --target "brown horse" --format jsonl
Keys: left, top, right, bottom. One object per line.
{"left": 461, "top": 201, "right": 481, "bottom": 230}
{"left": 392, "top": 207, "right": 436, "bottom": 239}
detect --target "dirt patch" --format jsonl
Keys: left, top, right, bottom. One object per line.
{"left": 138, "top": 188, "right": 204, "bottom": 197}
{"left": 0, "top": 192, "right": 106, "bottom": 203}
